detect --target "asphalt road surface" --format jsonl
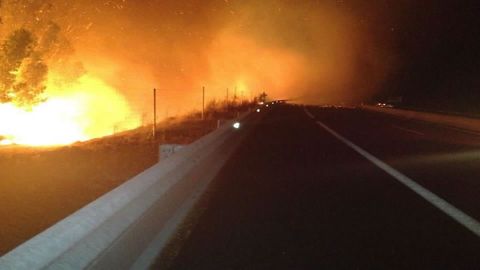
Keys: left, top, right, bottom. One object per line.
{"left": 160, "top": 104, "right": 480, "bottom": 269}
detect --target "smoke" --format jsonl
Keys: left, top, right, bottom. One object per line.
{"left": 0, "top": 0, "right": 397, "bottom": 112}
{"left": 222, "top": 0, "right": 395, "bottom": 104}
{"left": 70, "top": 0, "right": 395, "bottom": 108}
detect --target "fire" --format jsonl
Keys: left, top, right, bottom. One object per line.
{"left": 0, "top": 73, "right": 140, "bottom": 146}
{"left": 235, "top": 80, "right": 250, "bottom": 99}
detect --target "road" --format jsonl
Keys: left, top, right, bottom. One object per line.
{"left": 158, "top": 104, "right": 480, "bottom": 269}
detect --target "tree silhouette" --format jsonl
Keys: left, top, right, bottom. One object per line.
{"left": 0, "top": 28, "right": 48, "bottom": 107}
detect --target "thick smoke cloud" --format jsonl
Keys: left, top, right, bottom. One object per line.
{"left": 223, "top": 0, "right": 395, "bottom": 104}
{"left": 0, "top": 0, "right": 398, "bottom": 113}
{"left": 69, "top": 0, "right": 396, "bottom": 110}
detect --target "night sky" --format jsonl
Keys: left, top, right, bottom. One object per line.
{"left": 377, "top": 1, "right": 480, "bottom": 113}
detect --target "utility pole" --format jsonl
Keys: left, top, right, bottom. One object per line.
{"left": 153, "top": 88, "right": 157, "bottom": 139}
{"left": 226, "top": 88, "right": 231, "bottom": 112}
{"left": 202, "top": 86, "right": 205, "bottom": 120}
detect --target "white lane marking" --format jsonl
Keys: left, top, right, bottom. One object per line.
{"left": 304, "top": 107, "right": 315, "bottom": 119}
{"left": 391, "top": 125, "right": 425, "bottom": 136}
{"left": 303, "top": 108, "right": 480, "bottom": 237}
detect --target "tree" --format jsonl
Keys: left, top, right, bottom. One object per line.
{"left": 0, "top": 28, "right": 48, "bottom": 107}
{"left": 259, "top": 91, "right": 268, "bottom": 103}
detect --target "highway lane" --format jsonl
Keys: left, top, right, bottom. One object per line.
{"left": 310, "top": 106, "right": 480, "bottom": 225}
{"left": 159, "top": 104, "right": 480, "bottom": 269}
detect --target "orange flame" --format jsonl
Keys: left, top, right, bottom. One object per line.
{"left": 0, "top": 73, "right": 140, "bottom": 146}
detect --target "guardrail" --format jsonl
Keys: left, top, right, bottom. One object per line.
{"left": 0, "top": 111, "right": 257, "bottom": 270}
{"left": 362, "top": 105, "right": 480, "bottom": 134}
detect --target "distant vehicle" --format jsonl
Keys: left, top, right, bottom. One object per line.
{"left": 376, "top": 102, "right": 394, "bottom": 108}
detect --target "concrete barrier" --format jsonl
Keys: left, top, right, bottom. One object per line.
{"left": 362, "top": 105, "right": 480, "bottom": 134}
{"left": 159, "top": 144, "right": 185, "bottom": 160}
{"left": 0, "top": 112, "right": 257, "bottom": 270}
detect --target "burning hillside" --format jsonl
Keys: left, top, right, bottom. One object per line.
{"left": 0, "top": 0, "right": 397, "bottom": 145}
{"left": 0, "top": 1, "right": 140, "bottom": 146}
{"left": 0, "top": 72, "right": 139, "bottom": 146}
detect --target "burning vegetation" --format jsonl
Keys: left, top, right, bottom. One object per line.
{"left": 0, "top": 0, "right": 141, "bottom": 146}
{"left": 0, "top": 0, "right": 396, "bottom": 146}
{"left": 0, "top": 28, "right": 47, "bottom": 106}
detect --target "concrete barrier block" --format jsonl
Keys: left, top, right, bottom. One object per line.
{"left": 159, "top": 144, "right": 185, "bottom": 160}
{"left": 0, "top": 110, "right": 256, "bottom": 270}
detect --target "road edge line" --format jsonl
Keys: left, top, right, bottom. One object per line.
{"left": 304, "top": 107, "right": 480, "bottom": 238}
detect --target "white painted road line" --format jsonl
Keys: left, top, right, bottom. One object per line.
{"left": 391, "top": 125, "right": 425, "bottom": 136}
{"left": 305, "top": 108, "right": 315, "bottom": 119}
{"left": 304, "top": 107, "right": 480, "bottom": 238}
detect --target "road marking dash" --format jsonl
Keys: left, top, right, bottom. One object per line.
{"left": 304, "top": 107, "right": 315, "bottom": 119}
{"left": 304, "top": 107, "right": 480, "bottom": 238}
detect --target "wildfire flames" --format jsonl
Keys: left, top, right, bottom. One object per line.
{"left": 0, "top": 0, "right": 394, "bottom": 146}
{"left": 0, "top": 73, "right": 140, "bottom": 146}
